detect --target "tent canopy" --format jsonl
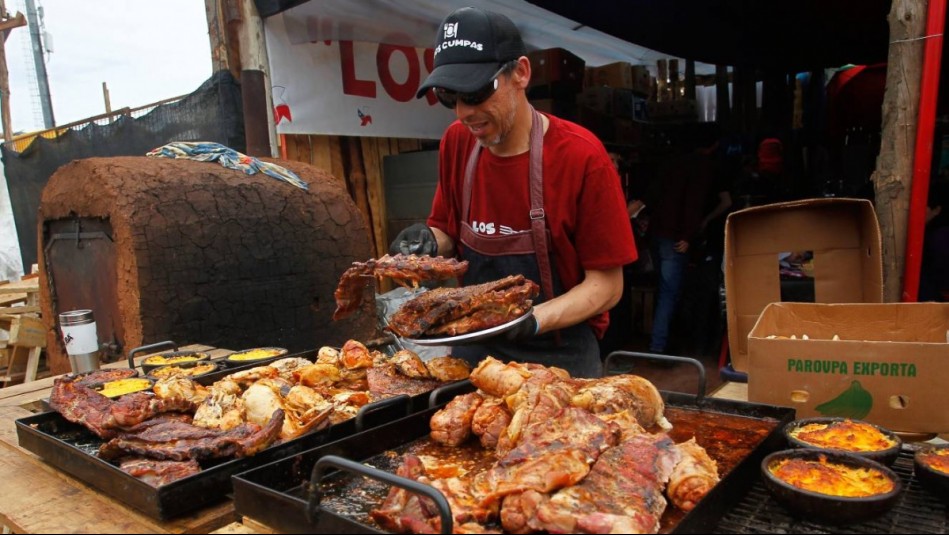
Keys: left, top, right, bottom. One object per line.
{"left": 255, "top": 0, "right": 891, "bottom": 72}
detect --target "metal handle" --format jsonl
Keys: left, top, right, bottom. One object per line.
{"left": 354, "top": 394, "right": 411, "bottom": 432}
{"left": 126, "top": 340, "right": 177, "bottom": 370}
{"left": 603, "top": 350, "right": 707, "bottom": 399}
{"left": 307, "top": 455, "right": 453, "bottom": 534}
{"left": 428, "top": 379, "right": 474, "bottom": 409}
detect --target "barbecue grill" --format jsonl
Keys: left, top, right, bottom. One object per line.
{"left": 14, "top": 345, "right": 474, "bottom": 520}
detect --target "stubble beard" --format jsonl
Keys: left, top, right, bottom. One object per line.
{"left": 477, "top": 92, "right": 519, "bottom": 149}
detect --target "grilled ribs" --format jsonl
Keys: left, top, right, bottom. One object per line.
{"left": 49, "top": 373, "right": 196, "bottom": 439}
{"left": 119, "top": 457, "right": 202, "bottom": 487}
{"left": 333, "top": 254, "right": 469, "bottom": 320}
{"left": 98, "top": 409, "right": 285, "bottom": 461}
{"left": 387, "top": 275, "right": 539, "bottom": 338}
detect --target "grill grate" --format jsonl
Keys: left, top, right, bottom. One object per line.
{"left": 713, "top": 448, "right": 947, "bottom": 534}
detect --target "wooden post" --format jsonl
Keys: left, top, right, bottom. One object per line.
{"left": 0, "top": 1, "right": 27, "bottom": 140}
{"left": 102, "top": 82, "right": 112, "bottom": 122}
{"left": 872, "top": 0, "right": 927, "bottom": 302}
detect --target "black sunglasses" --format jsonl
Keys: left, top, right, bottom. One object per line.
{"left": 434, "top": 65, "right": 511, "bottom": 109}
{"left": 435, "top": 77, "right": 499, "bottom": 109}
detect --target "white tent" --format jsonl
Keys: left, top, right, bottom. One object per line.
{"left": 277, "top": 0, "right": 717, "bottom": 74}
{"left": 0, "top": 159, "right": 25, "bottom": 281}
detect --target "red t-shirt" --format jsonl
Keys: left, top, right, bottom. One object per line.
{"left": 427, "top": 112, "right": 637, "bottom": 336}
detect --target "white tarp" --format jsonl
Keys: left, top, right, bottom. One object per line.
{"left": 0, "top": 159, "right": 25, "bottom": 281}
{"left": 265, "top": 0, "right": 716, "bottom": 138}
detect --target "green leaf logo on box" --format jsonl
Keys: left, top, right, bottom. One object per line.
{"left": 814, "top": 380, "right": 873, "bottom": 419}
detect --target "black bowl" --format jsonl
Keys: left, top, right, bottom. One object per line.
{"left": 783, "top": 417, "right": 902, "bottom": 466}
{"left": 147, "top": 360, "right": 220, "bottom": 381}
{"left": 221, "top": 347, "right": 288, "bottom": 368}
{"left": 140, "top": 350, "right": 211, "bottom": 374}
{"left": 762, "top": 448, "right": 902, "bottom": 524}
{"left": 914, "top": 444, "right": 949, "bottom": 501}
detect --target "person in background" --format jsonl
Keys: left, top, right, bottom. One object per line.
{"left": 389, "top": 7, "right": 637, "bottom": 378}
{"left": 919, "top": 180, "right": 949, "bottom": 302}
{"left": 646, "top": 126, "right": 717, "bottom": 355}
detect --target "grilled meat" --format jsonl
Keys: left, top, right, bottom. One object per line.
{"left": 371, "top": 454, "right": 432, "bottom": 533}
{"left": 49, "top": 374, "right": 122, "bottom": 439}
{"left": 75, "top": 368, "right": 139, "bottom": 387}
{"left": 431, "top": 392, "right": 484, "bottom": 447}
{"left": 367, "top": 362, "right": 441, "bottom": 398}
{"left": 666, "top": 438, "right": 720, "bottom": 512}
{"left": 341, "top": 339, "right": 374, "bottom": 370}
{"left": 471, "top": 407, "right": 621, "bottom": 507}
{"left": 571, "top": 375, "right": 671, "bottom": 430}
{"left": 470, "top": 397, "right": 511, "bottom": 450}
{"left": 392, "top": 349, "right": 432, "bottom": 379}
{"left": 469, "top": 357, "right": 533, "bottom": 398}
{"left": 425, "top": 356, "right": 471, "bottom": 382}
{"left": 49, "top": 374, "right": 197, "bottom": 439}
{"left": 387, "top": 275, "right": 538, "bottom": 338}
{"left": 333, "top": 254, "right": 469, "bottom": 320}
{"left": 99, "top": 409, "right": 285, "bottom": 461}
{"left": 118, "top": 457, "right": 202, "bottom": 487}
{"left": 519, "top": 432, "right": 680, "bottom": 534}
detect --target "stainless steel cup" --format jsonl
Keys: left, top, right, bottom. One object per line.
{"left": 59, "top": 309, "right": 101, "bottom": 373}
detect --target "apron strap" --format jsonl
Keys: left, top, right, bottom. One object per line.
{"left": 527, "top": 107, "right": 555, "bottom": 303}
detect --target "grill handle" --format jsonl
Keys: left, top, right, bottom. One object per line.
{"left": 603, "top": 351, "right": 706, "bottom": 400}
{"left": 307, "top": 455, "right": 454, "bottom": 534}
{"left": 355, "top": 394, "right": 411, "bottom": 432}
{"left": 428, "top": 379, "right": 474, "bottom": 408}
{"left": 126, "top": 341, "right": 178, "bottom": 371}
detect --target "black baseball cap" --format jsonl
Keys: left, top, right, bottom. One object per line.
{"left": 416, "top": 7, "right": 526, "bottom": 99}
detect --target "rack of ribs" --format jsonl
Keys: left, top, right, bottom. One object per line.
{"left": 386, "top": 275, "right": 539, "bottom": 338}
{"left": 333, "top": 254, "right": 469, "bottom": 320}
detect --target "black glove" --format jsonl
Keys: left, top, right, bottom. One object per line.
{"left": 504, "top": 314, "right": 539, "bottom": 343}
{"left": 389, "top": 223, "right": 438, "bottom": 256}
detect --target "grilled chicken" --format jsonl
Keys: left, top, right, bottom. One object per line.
{"left": 193, "top": 379, "right": 246, "bottom": 430}
{"left": 425, "top": 356, "right": 471, "bottom": 382}
{"left": 391, "top": 349, "right": 432, "bottom": 379}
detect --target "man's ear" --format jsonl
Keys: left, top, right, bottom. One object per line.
{"left": 514, "top": 56, "right": 531, "bottom": 89}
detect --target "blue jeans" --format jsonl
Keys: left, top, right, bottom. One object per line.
{"left": 650, "top": 237, "right": 689, "bottom": 352}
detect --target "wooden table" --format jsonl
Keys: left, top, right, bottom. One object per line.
{"left": 0, "top": 344, "right": 240, "bottom": 534}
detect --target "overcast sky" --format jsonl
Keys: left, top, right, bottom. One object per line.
{"left": 6, "top": 0, "right": 213, "bottom": 134}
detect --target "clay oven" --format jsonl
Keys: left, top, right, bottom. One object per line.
{"left": 38, "top": 156, "right": 378, "bottom": 374}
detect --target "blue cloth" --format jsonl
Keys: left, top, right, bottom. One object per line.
{"left": 146, "top": 141, "right": 308, "bottom": 191}
{"left": 650, "top": 236, "right": 690, "bottom": 353}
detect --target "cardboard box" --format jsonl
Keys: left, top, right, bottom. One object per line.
{"left": 725, "top": 198, "right": 883, "bottom": 372}
{"left": 529, "top": 98, "right": 578, "bottom": 122}
{"left": 528, "top": 48, "right": 585, "bottom": 94}
{"left": 585, "top": 62, "right": 652, "bottom": 96}
{"left": 748, "top": 302, "right": 949, "bottom": 434}
{"left": 646, "top": 99, "right": 697, "bottom": 121}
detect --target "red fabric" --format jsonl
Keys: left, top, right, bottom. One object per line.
{"left": 428, "top": 113, "right": 637, "bottom": 337}
{"left": 756, "top": 138, "right": 784, "bottom": 175}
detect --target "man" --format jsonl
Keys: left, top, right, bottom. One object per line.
{"left": 389, "top": 7, "right": 636, "bottom": 377}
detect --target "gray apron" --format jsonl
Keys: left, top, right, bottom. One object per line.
{"left": 450, "top": 107, "right": 602, "bottom": 378}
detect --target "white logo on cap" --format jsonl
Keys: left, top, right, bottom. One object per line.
{"left": 444, "top": 22, "right": 458, "bottom": 39}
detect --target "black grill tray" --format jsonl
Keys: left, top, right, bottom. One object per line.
{"left": 231, "top": 391, "right": 796, "bottom": 534}
{"left": 15, "top": 354, "right": 474, "bottom": 520}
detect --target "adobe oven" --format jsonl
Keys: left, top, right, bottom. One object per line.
{"left": 38, "top": 156, "right": 378, "bottom": 374}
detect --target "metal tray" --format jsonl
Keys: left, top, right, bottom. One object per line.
{"left": 231, "top": 387, "right": 796, "bottom": 534}
{"left": 15, "top": 360, "right": 474, "bottom": 520}
{"left": 401, "top": 308, "right": 534, "bottom": 346}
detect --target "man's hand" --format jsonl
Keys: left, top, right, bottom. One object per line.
{"left": 389, "top": 223, "right": 438, "bottom": 256}
{"left": 503, "top": 314, "right": 539, "bottom": 343}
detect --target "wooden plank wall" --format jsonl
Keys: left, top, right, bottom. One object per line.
{"left": 283, "top": 135, "right": 425, "bottom": 258}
